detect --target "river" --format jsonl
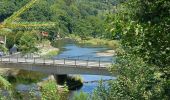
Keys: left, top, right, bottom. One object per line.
{"left": 55, "top": 42, "right": 116, "bottom": 94}
{"left": 3, "top": 40, "right": 116, "bottom": 99}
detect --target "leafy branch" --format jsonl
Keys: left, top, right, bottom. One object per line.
{"left": 0, "top": 0, "right": 55, "bottom": 30}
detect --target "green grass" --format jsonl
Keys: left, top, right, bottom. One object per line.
{"left": 73, "top": 91, "right": 89, "bottom": 100}
{"left": 40, "top": 80, "right": 69, "bottom": 100}
{"left": 82, "top": 38, "right": 120, "bottom": 49}
{"left": 6, "top": 70, "right": 47, "bottom": 85}
{"left": 41, "top": 81, "right": 59, "bottom": 99}
{"left": 42, "top": 50, "right": 59, "bottom": 58}
{"left": 0, "top": 75, "right": 11, "bottom": 90}
{"left": 68, "top": 34, "right": 120, "bottom": 49}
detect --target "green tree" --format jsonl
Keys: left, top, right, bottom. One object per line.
{"left": 0, "top": 0, "right": 27, "bottom": 22}
{"left": 93, "top": 0, "right": 170, "bottom": 99}
{"left": 0, "top": 0, "right": 37, "bottom": 92}
{"left": 0, "top": 76, "right": 11, "bottom": 90}
{"left": 18, "top": 31, "right": 38, "bottom": 54}
{"left": 0, "top": 0, "right": 54, "bottom": 95}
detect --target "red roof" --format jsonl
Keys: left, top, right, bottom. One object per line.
{"left": 42, "top": 32, "right": 48, "bottom": 37}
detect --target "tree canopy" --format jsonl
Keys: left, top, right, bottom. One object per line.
{"left": 92, "top": 0, "right": 170, "bottom": 99}
{"left": 0, "top": 0, "right": 115, "bottom": 39}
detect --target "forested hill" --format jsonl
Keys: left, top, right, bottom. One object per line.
{"left": 0, "top": 0, "right": 118, "bottom": 39}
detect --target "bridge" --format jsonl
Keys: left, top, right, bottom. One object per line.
{"left": 0, "top": 54, "right": 113, "bottom": 76}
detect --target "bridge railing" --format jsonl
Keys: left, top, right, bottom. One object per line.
{"left": 2, "top": 53, "right": 114, "bottom": 62}
{"left": 55, "top": 55, "right": 113, "bottom": 62}
{"left": 0, "top": 55, "right": 113, "bottom": 68}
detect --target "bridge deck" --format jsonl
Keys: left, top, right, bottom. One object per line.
{"left": 0, "top": 55, "right": 113, "bottom": 75}
{"left": 0, "top": 57, "right": 111, "bottom": 68}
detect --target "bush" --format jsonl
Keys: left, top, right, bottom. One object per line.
{"left": 73, "top": 91, "right": 89, "bottom": 100}
{"left": 40, "top": 81, "right": 60, "bottom": 100}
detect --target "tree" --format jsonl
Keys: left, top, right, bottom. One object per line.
{"left": 0, "top": 76, "right": 11, "bottom": 90}
{"left": 0, "top": 0, "right": 55, "bottom": 31}
{"left": 93, "top": 0, "right": 170, "bottom": 99}
{"left": 0, "top": 0, "right": 55, "bottom": 92}
{"left": 18, "top": 31, "right": 38, "bottom": 54}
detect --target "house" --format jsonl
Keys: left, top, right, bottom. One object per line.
{"left": 10, "top": 44, "right": 18, "bottom": 54}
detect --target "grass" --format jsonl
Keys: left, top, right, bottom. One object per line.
{"left": 42, "top": 50, "right": 59, "bottom": 58}
{"left": 6, "top": 70, "right": 47, "bottom": 85}
{"left": 40, "top": 80, "right": 59, "bottom": 100}
{"left": 68, "top": 34, "right": 120, "bottom": 49}
{"left": 0, "top": 75, "right": 11, "bottom": 90}
{"left": 38, "top": 39, "right": 60, "bottom": 58}
{"left": 40, "top": 80, "right": 69, "bottom": 100}
{"left": 73, "top": 91, "right": 89, "bottom": 100}
{"left": 81, "top": 38, "right": 120, "bottom": 49}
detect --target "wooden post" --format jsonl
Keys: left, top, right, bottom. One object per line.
{"left": 64, "top": 58, "right": 65, "bottom": 64}
{"left": 34, "top": 58, "right": 35, "bottom": 64}
{"left": 44, "top": 58, "right": 45, "bottom": 64}
{"left": 99, "top": 58, "right": 101, "bottom": 67}
{"left": 17, "top": 55, "right": 18, "bottom": 63}
{"left": 9, "top": 57, "right": 10, "bottom": 62}
{"left": 53, "top": 59, "right": 55, "bottom": 65}
{"left": 25, "top": 57, "right": 26, "bottom": 63}
{"left": 75, "top": 59, "right": 76, "bottom": 66}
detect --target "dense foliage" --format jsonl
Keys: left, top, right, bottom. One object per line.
{"left": 1, "top": 0, "right": 169, "bottom": 99}
{"left": 92, "top": 0, "right": 170, "bottom": 99}
{"left": 0, "top": 0, "right": 116, "bottom": 40}
{"left": 0, "top": 0, "right": 115, "bottom": 99}
{"left": 0, "top": 0, "right": 118, "bottom": 53}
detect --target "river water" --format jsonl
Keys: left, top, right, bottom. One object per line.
{"left": 55, "top": 43, "right": 116, "bottom": 93}
{"left": 5, "top": 40, "right": 116, "bottom": 98}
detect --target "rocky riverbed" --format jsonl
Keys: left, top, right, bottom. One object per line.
{"left": 96, "top": 50, "right": 116, "bottom": 57}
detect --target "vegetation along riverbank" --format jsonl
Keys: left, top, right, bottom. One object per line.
{"left": 1, "top": 0, "right": 169, "bottom": 99}
{"left": 69, "top": 34, "right": 120, "bottom": 49}
{"left": 38, "top": 40, "right": 60, "bottom": 58}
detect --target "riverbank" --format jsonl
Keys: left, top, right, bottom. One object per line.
{"left": 96, "top": 50, "right": 116, "bottom": 57}
{"left": 68, "top": 34, "right": 120, "bottom": 49}
{"left": 0, "top": 68, "right": 20, "bottom": 77}
{"left": 37, "top": 40, "right": 60, "bottom": 57}
{"left": 0, "top": 68, "right": 11, "bottom": 75}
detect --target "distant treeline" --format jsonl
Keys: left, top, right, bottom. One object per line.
{"left": 0, "top": 0, "right": 121, "bottom": 39}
